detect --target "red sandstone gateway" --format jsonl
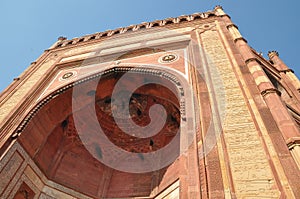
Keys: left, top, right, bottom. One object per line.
{"left": 0, "top": 6, "right": 300, "bottom": 199}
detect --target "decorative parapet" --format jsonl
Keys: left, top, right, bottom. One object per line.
{"left": 51, "top": 9, "right": 219, "bottom": 49}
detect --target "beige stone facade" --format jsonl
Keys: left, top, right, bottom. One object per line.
{"left": 0, "top": 6, "right": 300, "bottom": 199}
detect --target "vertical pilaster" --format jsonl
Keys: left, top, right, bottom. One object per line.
{"left": 222, "top": 13, "right": 300, "bottom": 197}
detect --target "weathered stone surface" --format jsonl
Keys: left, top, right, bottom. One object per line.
{"left": 1, "top": 6, "right": 300, "bottom": 199}
{"left": 200, "top": 29, "right": 280, "bottom": 198}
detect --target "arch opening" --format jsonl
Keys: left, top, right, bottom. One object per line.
{"left": 16, "top": 66, "right": 188, "bottom": 198}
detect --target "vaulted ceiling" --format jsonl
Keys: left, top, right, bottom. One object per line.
{"left": 18, "top": 70, "right": 181, "bottom": 198}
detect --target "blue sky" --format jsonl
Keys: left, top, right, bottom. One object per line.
{"left": 0, "top": 0, "right": 299, "bottom": 92}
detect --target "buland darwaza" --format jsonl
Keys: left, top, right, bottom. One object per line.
{"left": 0, "top": 6, "right": 300, "bottom": 199}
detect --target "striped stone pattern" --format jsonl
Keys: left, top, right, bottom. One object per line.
{"left": 199, "top": 28, "right": 280, "bottom": 198}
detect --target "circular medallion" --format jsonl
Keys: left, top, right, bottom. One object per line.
{"left": 59, "top": 71, "right": 77, "bottom": 81}
{"left": 159, "top": 54, "right": 178, "bottom": 64}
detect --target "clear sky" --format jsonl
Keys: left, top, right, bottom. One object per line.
{"left": 0, "top": 0, "right": 299, "bottom": 93}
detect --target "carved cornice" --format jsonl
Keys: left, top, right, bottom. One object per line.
{"left": 287, "top": 137, "right": 300, "bottom": 149}
{"left": 245, "top": 57, "right": 260, "bottom": 65}
{"left": 53, "top": 10, "right": 219, "bottom": 50}
{"left": 279, "top": 69, "right": 294, "bottom": 73}
{"left": 226, "top": 23, "right": 238, "bottom": 30}
{"left": 261, "top": 88, "right": 281, "bottom": 97}
{"left": 234, "top": 37, "right": 247, "bottom": 43}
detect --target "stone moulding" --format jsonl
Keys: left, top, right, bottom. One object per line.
{"left": 12, "top": 66, "right": 186, "bottom": 138}
{"left": 54, "top": 11, "right": 217, "bottom": 50}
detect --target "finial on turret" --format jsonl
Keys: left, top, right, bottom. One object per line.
{"left": 268, "top": 51, "right": 279, "bottom": 59}
{"left": 214, "top": 5, "right": 223, "bottom": 10}
{"left": 58, "top": 36, "right": 67, "bottom": 41}
{"left": 214, "top": 5, "right": 226, "bottom": 16}
{"left": 268, "top": 50, "right": 290, "bottom": 71}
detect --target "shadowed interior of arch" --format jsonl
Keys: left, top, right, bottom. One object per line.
{"left": 17, "top": 70, "right": 183, "bottom": 198}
